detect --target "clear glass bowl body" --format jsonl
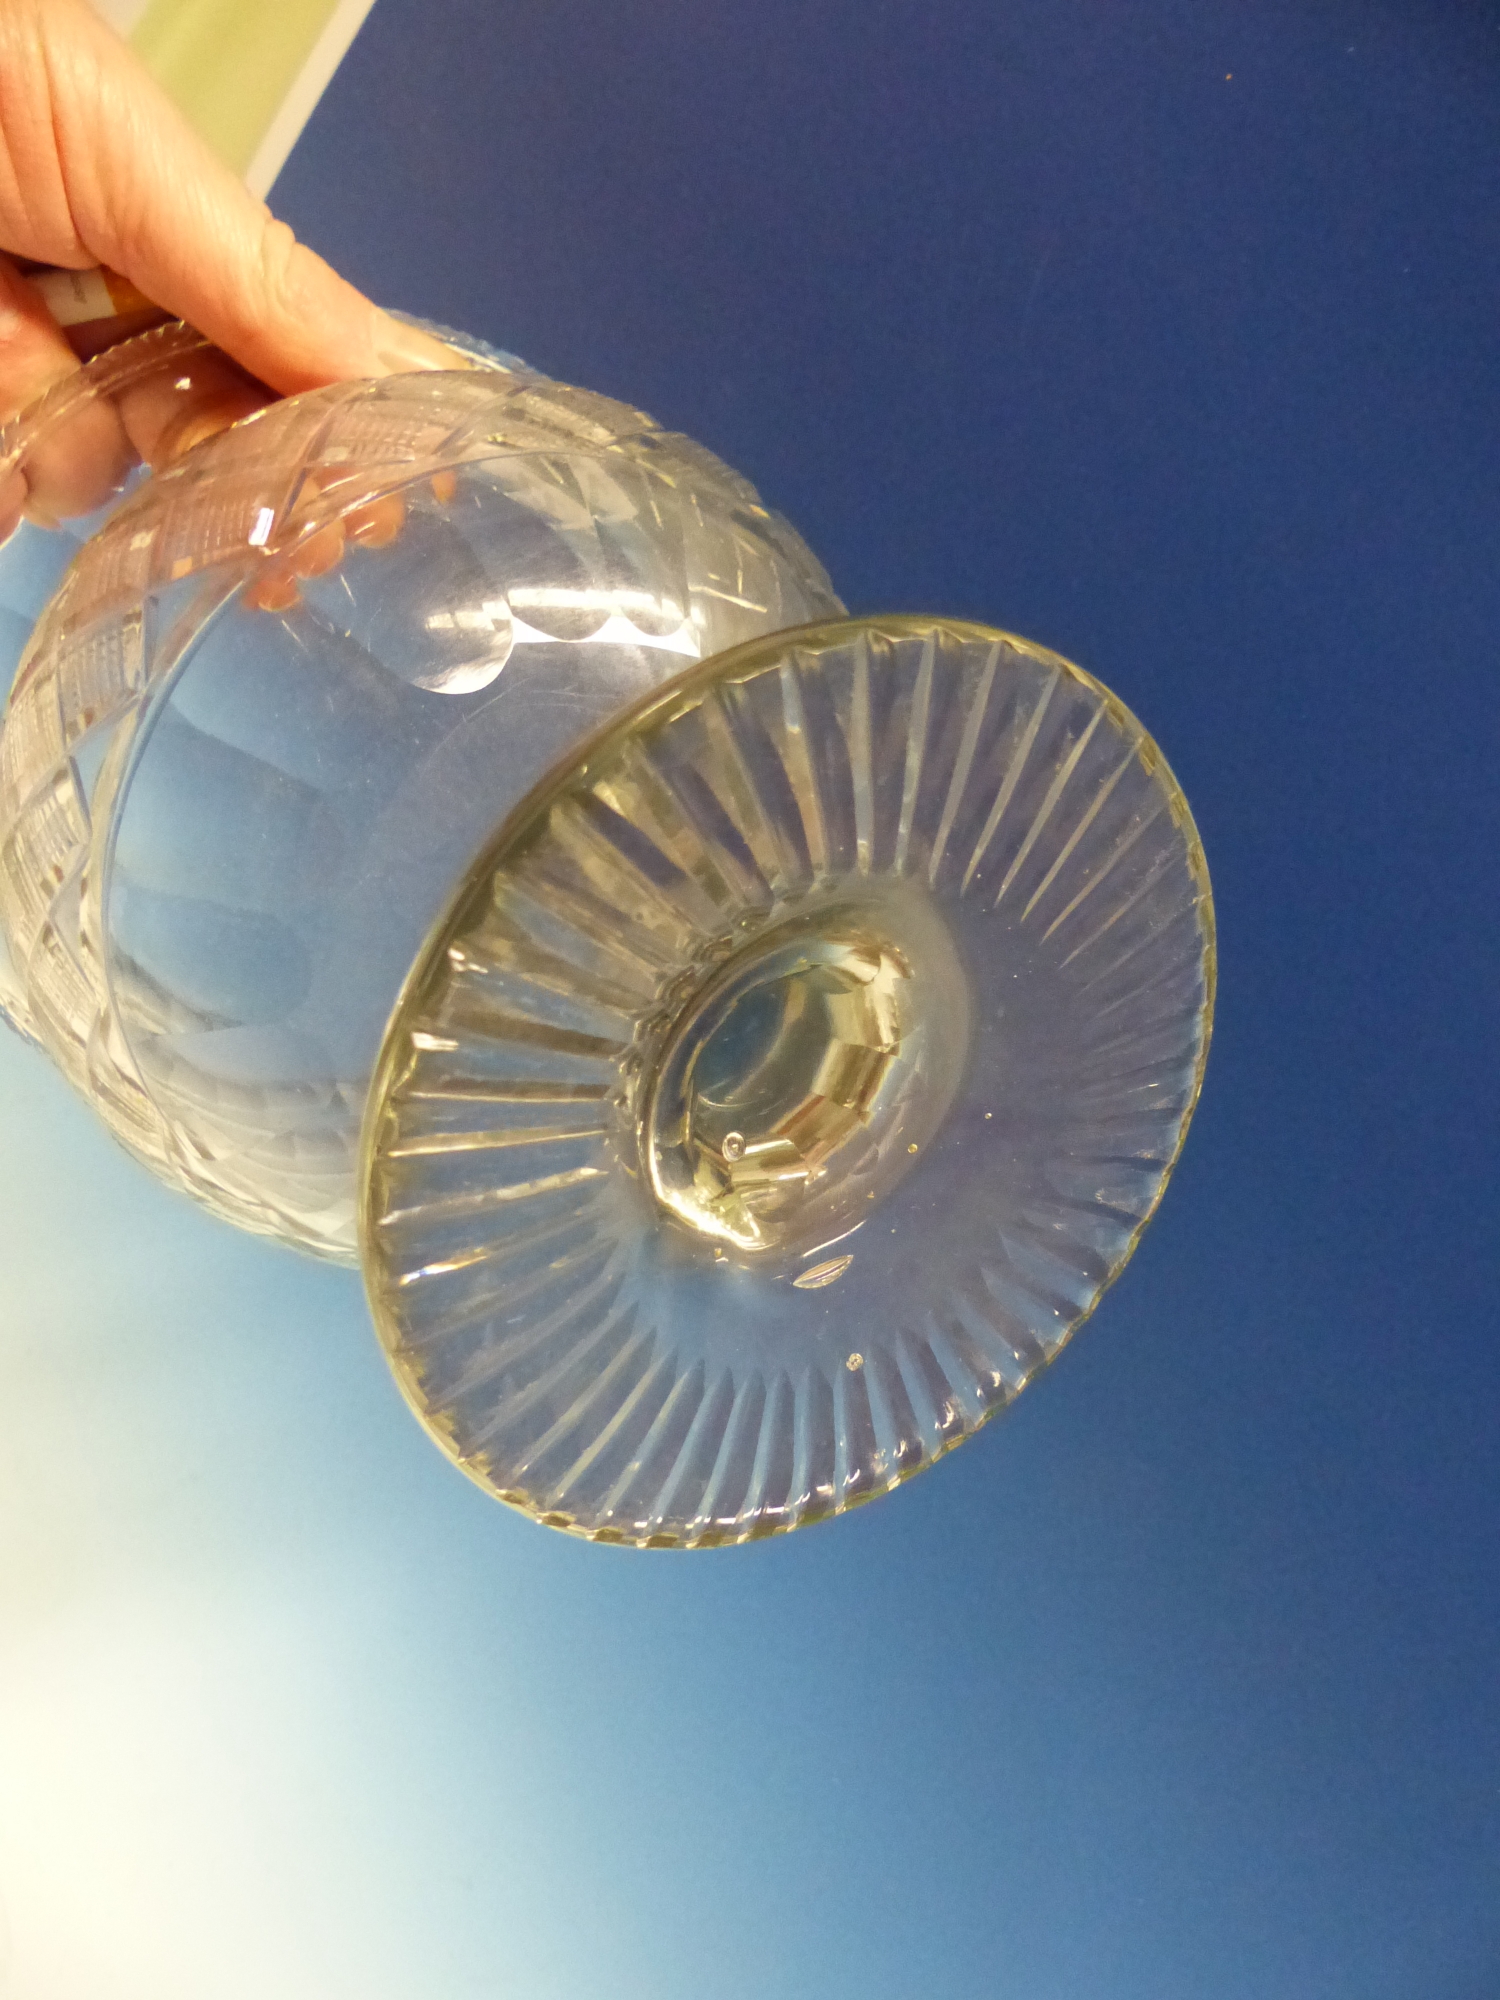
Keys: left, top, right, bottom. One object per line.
{"left": 0, "top": 329, "right": 1214, "bottom": 1545}
{"left": 364, "top": 615, "right": 1215, "bottom": 1544}
{"left": 0, "top": 327, "right": 842, "bottom": 1257}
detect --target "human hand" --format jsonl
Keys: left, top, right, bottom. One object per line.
{"left": 0, "top": 0, "right": 452, "bottom": 535}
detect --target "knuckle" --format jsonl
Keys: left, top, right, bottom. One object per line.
{"left": 252, "top": 214, "right": 306, "bottom": 325}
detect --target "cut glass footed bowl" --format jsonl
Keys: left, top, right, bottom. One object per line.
{"left": 0, "top": 324, "right": 839, "bottom": 1255}
{"left": 0, "top": 325, "right": 1214, "bottom": 1544}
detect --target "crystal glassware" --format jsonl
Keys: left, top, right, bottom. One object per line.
{"left": 0, "top": 325, "right": 1215, "bottom": 1542}
{"left": 0, "top": 324, "right": 840, "bottom": 1256}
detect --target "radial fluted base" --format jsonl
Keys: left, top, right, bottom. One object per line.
{"left": 361, "top": 616, "right": 1215, "bottom": 1545}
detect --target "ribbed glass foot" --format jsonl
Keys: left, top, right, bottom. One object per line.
{"left": 362, "top": 616, "right": 1215, "bottom": 1545}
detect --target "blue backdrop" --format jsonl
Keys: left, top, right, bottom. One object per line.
{"left": 2, "top": 4, "right": 1496, "bottom": 1995}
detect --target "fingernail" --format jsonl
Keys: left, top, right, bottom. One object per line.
{"left": 246, "top": 565, "right": 302, "bottom": 614}
{"left": 347, "top": 494, "right": 406, "bottom": 549}
{"left": 374, "top": 314, "right": 464, "bottom": 375}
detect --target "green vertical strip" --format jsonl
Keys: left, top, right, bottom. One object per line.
{"left": 128, "top": 0, "right": 344, "bottom": 180}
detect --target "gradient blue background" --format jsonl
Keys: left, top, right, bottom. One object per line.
{"left": 3, "top": 3, "right": 1498, "bottom": 1995}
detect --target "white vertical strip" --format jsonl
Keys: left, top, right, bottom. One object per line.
{"left": 88, "top": 0, "right": 153, "bottom": 36}
{"left": 243, "top": 0, "right": 380, "bottom": 196}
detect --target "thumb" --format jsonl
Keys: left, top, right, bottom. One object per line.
{"left": 1, "top": 0, "right": 452, "bottom": 394}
